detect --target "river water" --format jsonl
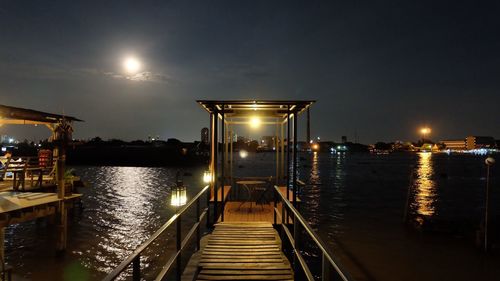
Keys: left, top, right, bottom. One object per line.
{"left": 4, "top": 152, "right": 500, "bottom": 281}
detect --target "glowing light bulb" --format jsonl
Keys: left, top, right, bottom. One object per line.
{"left": 249, "top": 116, "right": 261, "bottom": 129}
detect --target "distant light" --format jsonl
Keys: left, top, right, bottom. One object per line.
{"left": 8, "top": 138, "right": 14, "bottom": 143}
{"left": 420, "top": 127, "right": 431, "bottom": 135}
{"left": 317, "top": 137, "right": 320, "bottom": 141}
{"left": 239, "top": 150, "right": 248, "bottom": 158}
{"left": 124, "top": 57, "right": 141, "bottom": 74}
{"left": 249, "top": 116, "right": 261, "bottom": 129}
{"left": 312, "top": 143, "right": 319, "bottom": 151}
{"left": 486, "top": 157, "right": 495, "bottom": 166}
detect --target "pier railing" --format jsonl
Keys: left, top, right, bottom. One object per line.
{"left": 273, "top": 185, "right": 354, "bottom": 281}
{"left": 103, "top": 185, "right": 210, "bottom": 281}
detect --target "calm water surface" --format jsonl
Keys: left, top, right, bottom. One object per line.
{"left": 4, "top": 153, "right": 500, "bottom": 280}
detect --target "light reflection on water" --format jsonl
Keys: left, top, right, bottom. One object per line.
{"left": 412, "top": 152, "right": 437, "bottom": 216}
{"left": 4, "top": 154, "right": 499, "bottom": 281}
{"left": 4, "top": 166, "right": 203, "bottom": 280}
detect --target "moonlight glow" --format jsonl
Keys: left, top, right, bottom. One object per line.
{"left": 123, "top": 57, "right": 141, "bottom": 74}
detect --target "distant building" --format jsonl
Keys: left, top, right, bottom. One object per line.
{"left": 440, "top": 140, "right": 466, "bottom": 150}
{"left": 341, "top": 136, "right": 347, "bottom": 143}
{"left": 466, "top": 136, "right": 496, "bottom": 150}
{"left": 261, "top": 136, "right": 275, "bottom": 149}
{"left": 201, "top": 127, "right": 209, "bottom": 144}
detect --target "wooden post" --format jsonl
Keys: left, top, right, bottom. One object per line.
{"left": 286, "top": 106, "right": 291, "bottom": 201}
{"left": 0, "top": 227, "right": 4, "bottom": 269}
{"left": 292, "top": 112, "right": 298, "bottom": 207}
{"left": 54, "top": 124, "right": 68, "bottom": 253}
{"left": 212, "top": 112, "right": 218, "bottom": 225}
{"left": 176, "top": 215, "right": 182, "bottom": 281}
{"left": 275, "top": 120, "right": 279, "bottom": 185}
{"left": 280, "top": 123, "right": 285, "bottom": 184}
{"left": 221, "top": 106, "right": 225, "bottom": 222}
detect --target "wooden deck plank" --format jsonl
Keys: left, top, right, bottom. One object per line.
{"left": 197, "top": 222, "right": 293, "bottom": 280}
{"left": 197, "top": 274, "right": 293, "bottom": 280}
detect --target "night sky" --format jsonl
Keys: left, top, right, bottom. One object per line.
{"left": 1, "top": 1, "right": 499, "bottom": 143}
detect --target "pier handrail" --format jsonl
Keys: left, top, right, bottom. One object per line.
{"left": 103, "top": 185, "right": 210, "bottom": 281}
{"left": 273, "top": 185, "right": 354, "bottom": 281}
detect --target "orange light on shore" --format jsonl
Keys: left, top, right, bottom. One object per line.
{"left": 420, "top": 127, "right": 431, "bottom": 135}
{"left": 312, "top": 143, "right": 319, "bottom": 151}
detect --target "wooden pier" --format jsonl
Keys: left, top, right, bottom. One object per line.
{"left": 197, "top": 222, "right": 293, "bottom": 281}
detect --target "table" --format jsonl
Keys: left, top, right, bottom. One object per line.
{"left": 236, "top": 180, "right": 266, "bottom": 212}
{"left": 8, "top": 167, "right": 43, "bottom": 191}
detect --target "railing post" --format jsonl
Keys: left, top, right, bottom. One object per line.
{"left": 196, "top": 198, "right": 201, "bottom": 251}
{"left": 322, "top": 253, "right": 332, "bottom": 281}
{"left": 176, "top": 214, "right": 182, "bottom": 281}
{"left": 293, "top": 216, "right": 299, "bottom": 278}
{"left": 132, "top": 255, "right": 140, "bottom": 281}
{"left": 273, "top": 189, "right": 277, "bottom": 225}
{"left": 206, "top": 186, "right": 211, "bottom": 228}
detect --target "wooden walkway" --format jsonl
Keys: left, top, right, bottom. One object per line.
{"left": 197, "top": 222, "right": 293, "bottom": 281}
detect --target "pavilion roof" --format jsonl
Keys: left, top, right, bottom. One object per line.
{"left": 0, "top": 104, "right": 82, "bottom": 125}
{"left": 197, "top": 100, "right": 315, "bottom": 121}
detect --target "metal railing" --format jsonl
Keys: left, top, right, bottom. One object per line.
{"left": 103, "top": 185, "right": 210, "bottom": 281}
{"left": 273, "top": 185, "right": 354, "bottom": 281}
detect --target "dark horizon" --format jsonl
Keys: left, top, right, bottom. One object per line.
{"left": 1, "top": 1, "right": 499, "bottom": 143}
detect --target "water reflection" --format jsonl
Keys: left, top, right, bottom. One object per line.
{"left": 412, "top": 152, "right": 437, "bottom": 216}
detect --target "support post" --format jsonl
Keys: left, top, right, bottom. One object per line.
{"left": 321, "top": 253, "right": 331, "bottom": 281}
{"left": 286, "top": 107, "right": 291, "bottom": 201}
{"left": 293, "top": 215, "right": 300, "bottom": 275}
{"left": 132, "top": 256, "right": 141, "bottom": 281}
{"left": 210, "top": 111, "right": 219, "bottom": 224}
{"left": 176, "top": 215, "right": 182, "bottom": 281}
{"left": 292, "top": 112, "right": 298, "bottom": 207}
{"left": 275, "top": 120, "right": 279, "bottom": 185}
{"left": 55, "top": 136, "right": 67, "bottom": 253}
{"left": 281, "top": 123, "right": 285, "bottom": 184}
{"left": 0, "top": 227, "right": 4, "bottom": 271}
{"left": 196, "top": 198, "right": 201, "bottom": 251}
{"left": 485, "top": 164, "right": 490, "bottom": 252}
{"left": 221, "top": 106, "right": 225, "bottom": 222}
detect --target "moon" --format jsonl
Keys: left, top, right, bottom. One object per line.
{"left": 123, "top": 57, "right": 141, "bottom": 74}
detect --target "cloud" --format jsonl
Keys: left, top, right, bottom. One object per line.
{"left": 103, "top": 71, "right": 171, "bottom": 83}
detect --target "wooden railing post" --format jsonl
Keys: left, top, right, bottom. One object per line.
{"left": 273, "top": 190, "right": 277, "bottom": 225}
{"left": 206, "top": 186, "right": 211, "bottom": 228}
{"left": 132, "top": 255, "right": 140, "bottom": 281}
{"left": 196, "top": 198, "right": 201, "bottom": 251}
{"left": 322, "top": 253, "right": 331, "bottom": 281}
{"left": 176, "top": 215, "right": 182, "bottom": 281}
{"left": 293, "top": 217, "right": 300, "bottom": 277}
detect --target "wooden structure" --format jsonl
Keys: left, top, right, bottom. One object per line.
{"left": 0, "top": 104, "right": 82, "bottom": 273}
{"left": 197, "top": 100, "right": 314, "bottom": 224}
{"left": 197, "top": 222, "right": 293, "bottom": 281}
{"left": 104, "top": 100, "right": 354, "bottom": 281}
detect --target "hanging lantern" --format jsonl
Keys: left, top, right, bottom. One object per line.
{"left": 171, "top": 172, "right": 187, "bottom": 207}
{"left": 203, "top": 170, "right": 212, "bottom": 184}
